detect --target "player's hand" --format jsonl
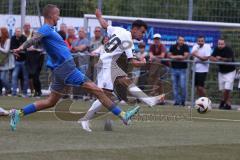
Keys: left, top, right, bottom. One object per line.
{"left": 13, "top": 46, "right": 23, "bottom": 54}
{"left": 95, "top": 9, "right": 102, "bottom": 19}
{"left": 90, "top": 52, "right": 98, "bottom": 56}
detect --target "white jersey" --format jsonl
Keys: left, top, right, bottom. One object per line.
{"left": 99, "top": 26, "right": 134, "bottom": 68}
{"left": 96, "top": 26, "right": 134, "bottom": 90}
{"left": 191, "top": 44, "right": 212, "bottom": 73}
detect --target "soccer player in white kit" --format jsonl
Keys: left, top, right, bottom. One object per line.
{"left": 80, "top": 9, "right": 164, "bottom": 132}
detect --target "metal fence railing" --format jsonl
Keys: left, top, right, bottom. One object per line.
{"left": 70, "top": 53, "right": 240, "bottom": 108}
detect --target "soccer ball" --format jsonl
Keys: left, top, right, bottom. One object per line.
{"left": 195, "top": 97, "right": 212, "bottom": 114}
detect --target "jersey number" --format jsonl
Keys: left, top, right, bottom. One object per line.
{"left": 104, "top": 34, "right": 121, "bottom": 53}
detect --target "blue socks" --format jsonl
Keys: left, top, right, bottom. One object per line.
{"left": 21, "top": 103, "right": 122, "bottom": 117}
{"left": 110, "top": 105, "right": 122, "bottom": 116}
{"left": 22, "top": 104, "right": 37, "bottom": 116}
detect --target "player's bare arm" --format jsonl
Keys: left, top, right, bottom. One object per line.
{"left": 95, "top": 9, "right": 109, "bottom": 29}
{"left": 13, "top": 33, "right": 43, "bottom": 53}
{"left": 130, "top": 58, "right": 146, "bottom": 67}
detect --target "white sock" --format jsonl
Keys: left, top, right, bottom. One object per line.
{"left": 81, "top": 99, "right": 102, "bottom": 121}
{"left": 128, "top": 84, "right": 154, "bottom": 106}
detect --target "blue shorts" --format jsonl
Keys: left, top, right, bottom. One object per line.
{"left": 50, "top": 59, "right": 88, "bottom": 94}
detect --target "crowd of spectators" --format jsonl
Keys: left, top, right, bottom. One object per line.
{"left": 0, "top": 23, "right": 44, "bottom": 98}
{"left": 0, "top": 22, "right": 237, "bottom": 110}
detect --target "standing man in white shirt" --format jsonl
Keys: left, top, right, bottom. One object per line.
{"left": 191, "top": 36, "right": 212, "bottom": 97}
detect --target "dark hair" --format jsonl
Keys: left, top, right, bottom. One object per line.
{"left": 138, "top": 42, "right": 146, "bottom": 48}
{"left": 197, "top": 35, "right": 205, "bottom": 39}
{"left": 58, "top": 30, "right": 66, "bottom": 40}
{"left": 177, "top": 35, "right": 184, "bottom": 39}
{"left": 101, "top": 36, "right": 109, "bottom": 44}
{"left": 132, "top": 20, "right": 148, "bottom": 30}
{"left": 218, "top": 38, "right": 225, "bottom": 41}
{"left": 42, "top": 4, "right": 58, "bottom": 18}
{"left": 0, "top": 27, "right": 9, "bottom": 47}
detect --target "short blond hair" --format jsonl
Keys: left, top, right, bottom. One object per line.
{"left": 42, "top": 4, "right": 58, "bottom": 18}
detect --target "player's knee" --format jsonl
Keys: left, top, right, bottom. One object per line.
{"left": 93, "top": 86, "right": 103, "bottom": 94}
{"left": 117, "top": 77, "right": 130, "bottom": 87}
{"left": 85, "top": 82, "right": 103, "bottom": 94}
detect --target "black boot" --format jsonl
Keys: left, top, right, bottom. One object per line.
{"left": 219, "top": 101, "right": 225, "bottom": 109}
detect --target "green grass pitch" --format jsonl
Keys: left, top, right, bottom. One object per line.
{"left": 0, "top": 96, "right": 240, "bottom": 160}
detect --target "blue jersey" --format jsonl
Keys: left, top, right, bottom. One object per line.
{"left": 38, "top": 24, "right": 72, "bottom": 68}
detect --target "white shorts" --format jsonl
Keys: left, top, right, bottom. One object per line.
{"left": 218, "top": 70, "right": 236, "bottom": 91}
{"left": 97, "top": 66, "right": 127, "bottom": 90}
{"left": 97, "top": 67, "right": 113, "bottom": 90}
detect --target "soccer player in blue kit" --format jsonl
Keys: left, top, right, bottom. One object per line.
{"left": 9, "top": 4, "right": 140, "bottom": 131}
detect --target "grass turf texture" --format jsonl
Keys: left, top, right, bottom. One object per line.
{"left": 0, "top": 96, "right": 240, "bottom": 160}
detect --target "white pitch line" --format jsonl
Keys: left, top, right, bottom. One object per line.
{"left": 37, "top": 110, "right": 240, "bottom": 122}
{"left": 38, "top": 110, "right": 107, "bottom": 114}
{"left": 192, "top": 117, "right": 240, "bottom": 122}
{"left": 39, "top": 110, "right": 87, "bottom": 114}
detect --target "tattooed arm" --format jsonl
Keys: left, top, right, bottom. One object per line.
{"left": 13, "top": 33, "right": 43, "bottom": 53}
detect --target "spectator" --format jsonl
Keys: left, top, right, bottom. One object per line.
{"left": 71, "top": 27, "right": 89, "bottom": 53}
{"left": 26, "top": 31, "right": 44, "bottom": 97}
{"left": 169, "top": 36, "right": 189, "bottom": 106}
{"left": 148, "top": 33, "right": 166, "bottom": 96}
{"left": 58, "top": 30, "right": 71, "bottom": 49}
{"left": 90, "top": 36, "right": 109, "bottom": 56}
{"left": 24, "top": 23, "right": 34, "bottom": 95}
{"left": 132, "top": 42, "right": 147, "bottom": 84}
{"left": 191, "top": 36, "right": 211, "bottom": 97}
{"left": 71, "top": 27, "right": 90, "bottom": 73}
{"left": 88, "top": 26, "right": 103, "bottom": 82}
{"left": 60, "top": 23, "right": 67, "bottom": 35}
{"left": 210, "top": 39, "right": 236, "bottom": 110}
{"left": 23, "top": 23, "right": 32, "bottom": 40}
{"left": 66, "top": 26, "right": 77, "bottom": 48}
{"left": 10, "top": 28, "right": 28, "bottom": 97}
{"left": 89, "top": 26, "right": 103, "bottom": 52}
{"left": 0, "top": 27, "right": 13, "bottom": 95}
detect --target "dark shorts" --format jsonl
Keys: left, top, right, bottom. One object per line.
{"left": 50, "top": 59, "right": 88, "bottom": 94}
{"left": 195, "top": 72, "right": 207, "bottom": 87}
